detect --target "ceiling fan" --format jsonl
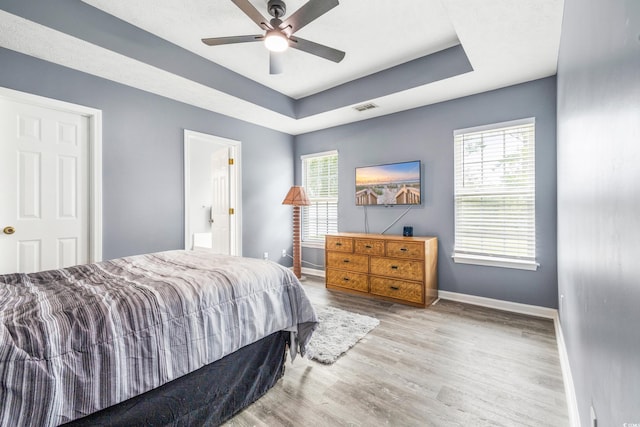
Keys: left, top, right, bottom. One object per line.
{"left": 201, "top": 0, "right": 345, "bottom": 74}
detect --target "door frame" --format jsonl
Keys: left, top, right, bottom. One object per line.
{"left": 184, "top": 130, "right": 242, "bottom": 256}
{"left": 0, "top": 86, "right": 103, "bottom": 263}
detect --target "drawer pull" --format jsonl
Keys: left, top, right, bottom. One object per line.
{"left": 400, "top": 248, "right": 408, "bottom": 252}
{"left": 343, "top": 259, "right": 350, "bottom": 263}
{"left": 343, "top": 277, "right": 350, "bottom": 282}
{"left": 365, "top": 245, "right": 372, "bottom": 249}
{"left": 335, "top": 242, "right": 342, "bottom": 246}
{"left": 391, "top": 265, "right": 399, "bottom": 270}
{"left": 390, "top": 286, "right": 400, "bottom": 290}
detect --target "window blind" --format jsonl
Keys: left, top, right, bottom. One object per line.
{"left": 302, "top": 151, "right": 338, "bottom": 243}
{"left": 453, "top": 119, "right": 536, "bottom": 270}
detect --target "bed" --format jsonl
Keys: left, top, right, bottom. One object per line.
{"left": 0, "top": 250, "right": 318, "bottom": 426}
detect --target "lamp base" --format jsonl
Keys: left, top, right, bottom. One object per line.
{"left": 291, "top": 205, "right": 303, "bottom": 279}
{"left": 287, "top": 267, "right": 307, "bottom": 282}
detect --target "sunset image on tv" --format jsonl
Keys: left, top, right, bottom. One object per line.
{"left": 355, "top": 161, "right": 421, "bottom": 206}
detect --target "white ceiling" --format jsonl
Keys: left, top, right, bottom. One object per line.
{"left": 0, "top": 0, "right": 565, "bottom": 134}
{"left": 82, "top": 0, "right": 461, "bottom": 99}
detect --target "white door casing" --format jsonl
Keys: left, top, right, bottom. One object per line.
{"left": 0, "top": 87, "right": 102, "bottom": 274}
{"left": 184, "top": 130, "right": 241, "bottom": 256}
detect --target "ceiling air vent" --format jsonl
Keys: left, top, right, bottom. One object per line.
{"left": 353, "top": 103, "right": 378, "bottom": 112}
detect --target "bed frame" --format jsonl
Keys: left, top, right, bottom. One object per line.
{"left": 64, "top": 331, "right": 289, "bottom": 426}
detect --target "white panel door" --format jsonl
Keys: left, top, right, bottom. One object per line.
{"left": 0, "top": 98, "right": 88, "bottom": 274}
{"left": 210, "top": 147, "right": 230, "bottom": 255}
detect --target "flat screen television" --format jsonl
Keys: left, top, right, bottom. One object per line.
{"left": 355, "top": 160, "right": 421, "bottom": 206}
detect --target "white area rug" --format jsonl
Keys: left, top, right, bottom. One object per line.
{"left": 306, "top": 306, "right": 379, "bottom": 364}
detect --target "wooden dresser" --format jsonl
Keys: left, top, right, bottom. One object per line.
{"left": 325, "top": 233, "right": 438, "bottom": 307}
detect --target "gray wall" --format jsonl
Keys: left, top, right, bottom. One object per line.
{"left": 557, "top": 0, "right": 640, "bottom": 425}
{"left": 0, "top": 47, "right": 295, "bottom": 263}
{"left": 296, "top": 77, "right": 558, "bottom": 308}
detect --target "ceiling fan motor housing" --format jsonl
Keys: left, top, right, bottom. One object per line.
{"left": 268, "top": 0, "right": 286, "bottom": 19}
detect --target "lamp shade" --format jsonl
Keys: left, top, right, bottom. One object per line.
{"left": 282, "top": 186, "right": 310, "bottom": 206}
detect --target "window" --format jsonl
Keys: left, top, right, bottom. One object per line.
{"left": 301, "top": 150, "right": 338, "bottom": 246}
{"left": 453, "top": 118, "right": 537, "bottom": 270}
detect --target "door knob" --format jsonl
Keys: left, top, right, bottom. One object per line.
{"left": 3, "top": 226, "right": 15, "bottom": 235}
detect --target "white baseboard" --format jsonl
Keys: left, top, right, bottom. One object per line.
{"left": 553, "top": 315, "right": 581, "bottom": 427}
{"left": 437, "top": 290, "right": 557, "bottom": 319}
{"left": 438, "top": 290, "right": 579, "bottom": 426}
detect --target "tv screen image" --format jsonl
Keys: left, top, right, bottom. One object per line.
{"left": 355, "top": 160, "right": 421, "bottom": 206}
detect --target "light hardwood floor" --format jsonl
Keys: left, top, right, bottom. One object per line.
{"left": 225, "top": 277, "right": 569, "bottom": 426}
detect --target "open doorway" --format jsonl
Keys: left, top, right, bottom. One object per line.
{"left": 184, "top": 130, "right": 241, "bottom": 256}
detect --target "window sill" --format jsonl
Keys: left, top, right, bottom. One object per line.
{"left": 302, "top": 241, "right": 325, "bottom": 250}
{"left": 452, "top": 253, "right": 538, "bottom": 271}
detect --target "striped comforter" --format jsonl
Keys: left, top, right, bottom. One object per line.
{"left": 0, "top": 250, "right": 317, "bottom": 426}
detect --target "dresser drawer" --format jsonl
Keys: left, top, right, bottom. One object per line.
{"left": 325, "top": 236, "right": 354, "bottom": 253}
{"left": 326, "top": 252, "right": 369, "bottom": 273}
{"left": 327, "top": 269, "right": 369, "bottom": 293}
{"left": 386, "top": 241, "right": 424, "bottom": 259}
{"left": 370, "top": 257, "right": 424, "bottom": 281}
{"left": 370, "top": 277, "right": 424, "bottom": 304}
{"left": 354, "top": 239, "right": 385, "bottom": 256}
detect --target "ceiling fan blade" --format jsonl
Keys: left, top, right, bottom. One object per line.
{"left": 269, "top": 51, "right": 284, "bottom": 75}
{"left": 231, "top": 0, "right": 272, "bottom": 30}
{"left": 280, "top": 0, "right": 339, "bottom": 34}
{"left": 201, "top": 35, "right": 263, "bottom": 46}
{"left": 289, "top": 36, "right": 345, "bottom": 63}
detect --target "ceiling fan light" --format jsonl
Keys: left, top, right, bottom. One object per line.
{"left": 264, "top": 30, "right": 288, "bottom": 52}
